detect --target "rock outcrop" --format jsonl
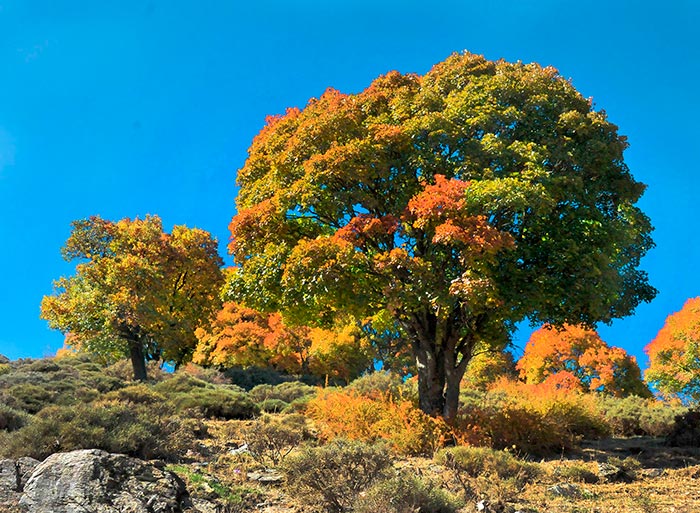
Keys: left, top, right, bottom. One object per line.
{"left": 18, "top": 449, "right": 191, "bottom": 513}
{"left": 0, "top": 457, "right": 40, "bottom": 511}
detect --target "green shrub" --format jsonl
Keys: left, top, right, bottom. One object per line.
{"left": 258, "top": 398, "right": 289, "bottom": 413}
{"left": 249, "top": 381, "right": 317, "bottom": 403}
{"left": 346, "top": 372, "right": 404, "bottom": 399}
{"left": 598, "top": 395, "right": 685, "bottom": 437}
{"left": 0, "top": 400, "right": 203, "bottom": 461}
{"left": 169, "top": 387, "right": 259, "bottom": 419}
{"left": 223, "top": 366, "right": 292, "bottom": 390}
{"left": 3, "top": 383, "right": 55, "bottom": 414}
{"left": 0, "top": 403, "right": 29, "bottom": 431}
{"left": 154, "top": 373, "right": 211, "bottom": 394}
{"left": 179, "top": 363, "right": 231, "bottom": 385}
{"left": 436, "top": 446, "right": 540, "bottom": 502}
{"left": 436, "top": 446, "right": 538, "bottom": 481}
{"left": 553, "top": 462, "right": 599, "bottom": 484}
{"left": 103, "top": 384, "right": 167, "bottom": 405}
{"left": 244, "top": 415, "right": 309, "bottom": 466}
{"left": 282, "top": 440, "right": 392, "bottom": 513}
{"left": 353, "top": 473, "right": 462, "bottom": 513}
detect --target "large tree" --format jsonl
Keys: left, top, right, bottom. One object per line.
{"left": 645, "top": 297, "right": 700, "bottom": 402}
{"left": 517, "top": 324, "right": 650, "bottom": 397}
{"left": 226, "top": 52, "right": 656, "bottom": 421}
{"left": 41, "top": 215, "right": 224, "bottom": 380}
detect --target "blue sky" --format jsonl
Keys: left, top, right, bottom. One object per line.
{"left": 0, "top": 0, "right": 698, "bottom": 369}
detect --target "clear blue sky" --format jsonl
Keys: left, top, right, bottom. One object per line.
{"left": 1, "top": 0, "right": 698, "bottom": 370}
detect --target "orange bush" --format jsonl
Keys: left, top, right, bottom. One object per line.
{"left": 306, "top": 388, "right": 450, "bottom": 456}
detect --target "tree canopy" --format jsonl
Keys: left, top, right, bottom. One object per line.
{"left": 193, "top": 301, "right": 373, "bottom": 383}
{"left": 41, "top": 215, "right": 224, "bottom": 380}
{"left": 645, "top": 297, "right": 700, "bottom": 402}
{"left": 517, "top": 324, "right": 650, "bottom": 397}
{"left": 226, "top": 52, "right": 656, "bottom": 420}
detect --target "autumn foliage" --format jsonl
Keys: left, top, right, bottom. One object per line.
{"left": 227, "top": 51, "right": 656, "bottom": 420}
{"left": 645, "top": 297, "right": 700, "bottom": 402}
{"left": 193, "top": 302, "right": 372, "bottom": 383}
{"left": 517, "top": 325, "right": 650, "bottom": 397}
{"left": 41, "top": 215, "right": 224, "bottom": 380}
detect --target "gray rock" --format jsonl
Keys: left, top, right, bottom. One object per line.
{"left": 0, "top": 457, "right": 39, "bottom": 511}
{"left": 18, "top": 449, "right": 190, "bottom": 513}
{"left": 548, "top": 482, "right": 584, "bottom": 498}
{"left": 598, "top": 462, "right": 631, "bottom": 483}
{"left": 0, "top": 354, "right": 9, "bottom": 364}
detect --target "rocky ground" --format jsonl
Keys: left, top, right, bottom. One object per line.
{"left": 3, "top": 433, "right": 700, "bottom": 513}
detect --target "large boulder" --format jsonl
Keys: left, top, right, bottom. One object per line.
{"left": 0, "top": 354, "right": 9, "bottom": 364}
{"left": 18, "top": 449, "right": 191, "bottom": 513}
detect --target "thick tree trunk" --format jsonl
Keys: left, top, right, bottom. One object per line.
{"left": 415, "top": 346, "right": 446, "bottom": 416}
{"left": 443, "top": 348, "right": 470, "bottom": 424}
{"left": 406, "top": 312, "right": 475, "bottom": 424}
{"left": 129, "top": 341, "right": 148, "bottom": 381}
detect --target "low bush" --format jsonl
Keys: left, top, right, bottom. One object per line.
{"left": 456, "top": 379, "right": 609, "bottom": 455}
{"left": 179, "top": 363, "right": 231, "bottom": 385}
{"left": 168, "top": 387, "right": 259, "bottom": 420}
{"left": 2, "top": 383, "right": 55, "bottom": 414}
{"left": 666, "top": 409, "right": 700, "bottom": 447}
{"left": 353, "top": 473, "right": 462, "bottom": 513}
{"left": 307, "top": 389, "right": 450, "bottom": 456}
{"left": 223, "top": 366, "right": 295, "bottom": 390}
{"left": 0, "top": 403, "right": 29, "bottom": 431}
{"left": 553, "top": 462, "right": 599, "bottom": 484}
{"left": 258, "top": 398, "right": 288, "bottom": 413}
{"left": 436, "top": 446, "right": 540, "bottom": 502}
{"left": 346, "top": 371, "right": 404, "bottom": 399}
{"left": 244, "top": 414, "right": 309, "bottom": 465}
{"left": 597, "top": 395, "right": 684, "bottom": 437}
{"left": 249, "top": 381, "right": 317, "bottom": 404}
{"left": 0, "top": 400, "right": 203, "bottom": 461}
{"left": 282, "top": 439, "right": 391, "bottom": 513}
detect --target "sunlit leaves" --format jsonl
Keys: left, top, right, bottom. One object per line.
{"left": 41, "top": 215, "right": 224, "bottom": 376}
{"left": 228, "top": 51, "right": 655, "bottom": 418}
{"left": 645, "top": 297, "right": 700, "bottom": 402}
{"left": 517, "top": 324, "right": 650, "bottom": 397}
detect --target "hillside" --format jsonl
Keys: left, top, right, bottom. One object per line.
{"left": 1, "top": 354, "right": 699, "bottom": 512}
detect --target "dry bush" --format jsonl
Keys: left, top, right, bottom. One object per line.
{"left": 307, "top": 388, "right": 451, "bottom": 456}
{"left": 244, "top": 414, "right": 309, "bottom": 465}
{"left": 353, "top": 472, "right": 462, "bottom": 513}
{"left": 282, "top": 439, "right": 391, "bottom": 513}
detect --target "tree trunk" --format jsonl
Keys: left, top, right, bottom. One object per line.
{"left": 129, "top": 341, "right": 148, "bottom": 381}
{"left": 415, "top": 346, "right": 446, "bottom": 416}
{"left": 443, "top": 349, "right": 470, "bottom": 424}
{"left": 406, "top": 313, "right": 475, "bottom": 423}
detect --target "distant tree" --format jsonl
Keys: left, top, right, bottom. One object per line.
{"left": 462, "top": 349, "right": 517, "bottom": 390}
{"left": 517, "top": 324, "right": 651, "bottom": 397}
{"left": 41, "top": 215, "right": 224, "bottom": 380}
{"left": 226, "top": 52, "right": 656, "bottom": 421}
{"left": 193, "top": 302, "right": 373, "bottom": 383}
{"left": 645, "top": 297, "right": 700, "bottom": 402}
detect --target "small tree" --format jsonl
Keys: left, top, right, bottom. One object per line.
{"left": 646, "top": 297, "right": 700, "bottom": 402}
{"left": 227, "top": 52, "right": 655, "bottom": 421}
{"left": 517, "top": 324, "right": 650, "bottom": 397}
{"left": 41, "top": 215, "right": 224, "bottom": 380}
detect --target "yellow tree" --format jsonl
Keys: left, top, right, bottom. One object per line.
{"left": 41, "top": 215, "right": 224, "bottom": 380}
